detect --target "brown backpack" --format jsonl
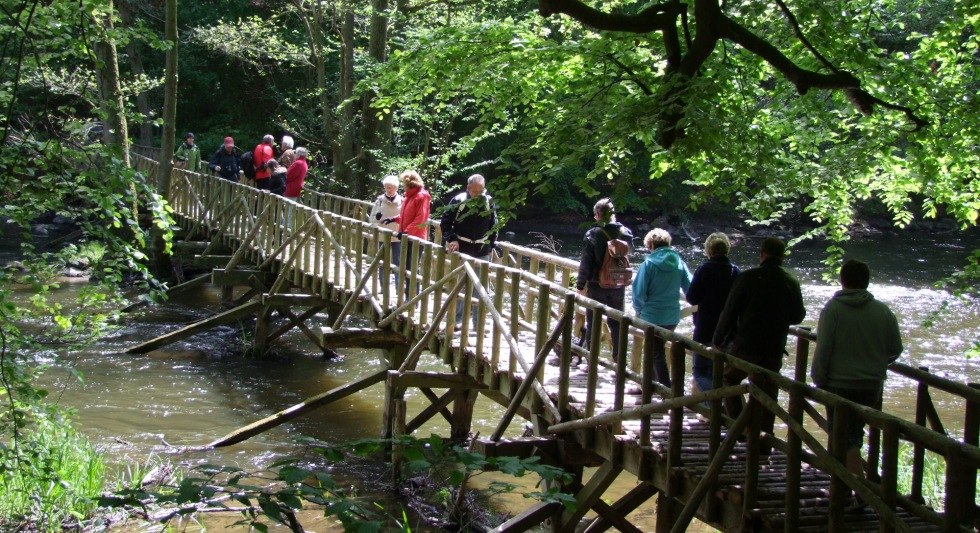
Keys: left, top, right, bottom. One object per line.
{"left": 598, "top": 228, "right": 633, "bottom": 289}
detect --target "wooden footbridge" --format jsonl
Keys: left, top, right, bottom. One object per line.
{"left": 127, "top": 148, "right": 979, "bottom": 532}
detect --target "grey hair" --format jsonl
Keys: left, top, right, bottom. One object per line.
{"left": 467, "top": 174, "right": 485, "bottom": 187}
{"left": 704, "top": 232, "right": 731, "bottom": 257}
{"left": 295, "top": 146, "right": 309, "bottom": 157}
{"left": 644, "top": 228, "right": 672, "bottom": 249}
{"left": 382, "top": 174, "right": 399, "bottom": 188}
{"left": 263, "top": 134, "right": 274, "bottom": 144}
{"left": 281, "top": 135, "right": 294, "bottom": 149}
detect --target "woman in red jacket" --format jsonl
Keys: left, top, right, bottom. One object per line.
{"left": 384, "top": 170, "right": 431, "bottom": 240}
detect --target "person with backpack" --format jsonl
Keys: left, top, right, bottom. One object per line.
{"left": 576, "top": 198, "right": 634, "bottom": 362}
{"left": 632, "top": 228, "right": 693, "bottom": 387}
{"left": 252, "top": 134, "right": 275, "bottom": 190}
{"left": 209, "top": 137, "right": 240, "bottom": 181}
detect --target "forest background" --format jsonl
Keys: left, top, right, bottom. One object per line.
{"left": 0, "top": 0, "right": 978, "bottom": 529}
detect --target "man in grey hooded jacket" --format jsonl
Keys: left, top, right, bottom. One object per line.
{"left": 811, "top": 259, "right": 903, "bottom": 493}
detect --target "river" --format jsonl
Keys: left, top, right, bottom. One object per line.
{"left": 26, "top": 228, "right": 980, "bottom": 530}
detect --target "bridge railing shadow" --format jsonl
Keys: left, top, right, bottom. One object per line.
{"left": 133, "top": 147, "right": 978, "bottom": 531}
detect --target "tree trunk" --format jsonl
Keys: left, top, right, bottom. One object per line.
{"left": 296, "top": 0, "right": 335, "bottom": 172}
{"left": 335, "top": 8, "right": 358, "bottom": 194}
{"left": 152, "top": 0, "right": 177, "bottom": 276}
{"left": 93, "top": 0, "right": 130, "bottom": 168}
{"left": 358, "top": 0, "right": 391, "bottom": 180}
{"left": 119, "top": 0, "right": 154, "bottom": 146}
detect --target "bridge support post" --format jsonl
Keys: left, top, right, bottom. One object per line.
{"left": 253, "top": 305, "right": 273, "bottom": 354}
{"left": 654, "top": 492, "right": 680, "bottom": 533}
{"left": 450, "top": 389, "right": 479, "bottom": 442}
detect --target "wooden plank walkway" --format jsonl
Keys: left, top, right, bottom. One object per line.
{"left": 129, "top": 147, "right": 979, "bottom": 533}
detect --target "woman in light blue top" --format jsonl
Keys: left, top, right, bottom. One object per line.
{"left": 632, "top": 228, "right": 692, "bottom": 387}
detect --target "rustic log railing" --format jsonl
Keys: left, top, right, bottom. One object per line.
{"left": 131, "top": 147, "right": 978, "bottom": 532}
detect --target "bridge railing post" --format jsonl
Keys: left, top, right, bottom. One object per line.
{"left": 490, "top": 264, "right": 506, "bottom": 378}
{"left": 911, "top": 366, "right": 930, "bottom": 503}
{"left": 879, "top": 419, "right": 900, "bottom": 533}
{"left": 640, "top": 325, "right": 656, "bottom": 448}
{"left": 828, "top": 399, "right": 853, "bottom": 530}
{"left": 473, "top": 260, "right": 490, "bottom": 359}
{"left": 962, "top": 383, "right": 979, "bottom": 528}
{"left": 784, "top": 382, "right": 804, "bottom": 532}
{"left": 585, "top": 306, "right": 602, "bottom": 419}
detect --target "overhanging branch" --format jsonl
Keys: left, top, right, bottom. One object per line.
{"left": 538, "top": 0, "right": 928, "bottom": 144}
{"left": 537, "top": 0, "right": 681, "bottom": 33}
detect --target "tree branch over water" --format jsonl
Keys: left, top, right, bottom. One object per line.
{"left": 536, "top": 0, "right": 926, "bottom": 146}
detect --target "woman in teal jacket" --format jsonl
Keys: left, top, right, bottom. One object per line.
{"left": 632, "top": 228, "right": 692, "bottom": 386}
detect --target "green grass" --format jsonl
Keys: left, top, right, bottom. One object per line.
{"left": 0, "top": 416, "right": 106, "bottom": 531}
{"left": 894, "top": 441, "right": 980, "bottom": 511}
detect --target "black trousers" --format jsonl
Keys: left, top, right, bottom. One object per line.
{"left": 722, "top": 346, "right": 783, "bottom": 437}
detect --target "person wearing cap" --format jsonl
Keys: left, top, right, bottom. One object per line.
{"left": 209, "top": 136, "right": 241, "bottom": 181}
{"left": 173, "top": 132, "right": 200, "bottom": 172}
{"left": 253, "top": 134, "right": 276, "bottom": 190}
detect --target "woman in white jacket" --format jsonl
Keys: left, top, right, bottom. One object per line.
{"left": 369, "top": 175, "right": 403, "bottom": 281}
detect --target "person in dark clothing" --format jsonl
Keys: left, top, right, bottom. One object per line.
{"left": 441, "top": 174, "right": 498, "bottom": 259}
{"left": 812, "top": 259, "right": 902, "bottom": 494}
{"left": 576, "top": 198, "right": 634, "bottom": 360}
{"left": 713, "top": 237, "right": 805, "bottom": 449}
{"left": 686, "top": 232, "right": 740, "bottom": 393}
{"left": 441, "top": 174, "right": 498, "bottom": 330}
{"left": 266, "top": 159, "right": 287, "bottom": 196}
{"left": 209, "top": 137, "right": 240, "bottom": 181}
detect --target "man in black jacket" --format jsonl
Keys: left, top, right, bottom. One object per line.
{"left": 576, "top": 198, "right": 634, "bottom": 360}
{"left": 713, "top": 237, "right": 806, "bottom": 449}
{"left": 441, "top": 174, "right": 498, "bottom": 330}
{"left": 209, "top": 137, "right": 241, "bottom": 181}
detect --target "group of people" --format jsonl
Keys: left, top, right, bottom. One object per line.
{"left": 173, "top": 132, "right": 310, "bottom": 202}
{"left": 576, "top": 198, "right": 903, "bottom": 491}
{"left": 367, "top": 171, "right": 498, "bottom": 329}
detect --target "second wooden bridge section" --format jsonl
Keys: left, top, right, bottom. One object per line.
{"left": 127, "top": 149, "right": 979, "bottom": 533}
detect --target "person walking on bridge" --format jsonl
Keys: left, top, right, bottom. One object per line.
{"left": 687, "top": 232, "right": 740, "bottom": 394}
{"left": 441, "top": 174, "right": 498, "bottom": 331}
{"left": 370, "top": 175, "right": 403, "bottom": 282}
{"left": 252, "top": 134, "right": 275, "bottom": 191}
{"left": 209, "top": 137, "right": 240, "bottom": 181}
{"left": 576, "top": 198, "right": 634, "bottom": 361}
{"left": 811, "top": 259, "right": 902, "bottom": 493}
{"left": 713, "top": 236, "right": 805, "bottom": 451}
{"left": 632, "top": 228, "right": 692, "bottom": 387}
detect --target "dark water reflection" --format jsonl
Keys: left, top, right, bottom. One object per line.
{"left": 29, "top": 229, "right": 979, "bottom": 529}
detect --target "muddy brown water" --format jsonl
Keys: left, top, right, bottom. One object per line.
{"left": 30, "top": 231, "right": 980, "bottom": 530}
